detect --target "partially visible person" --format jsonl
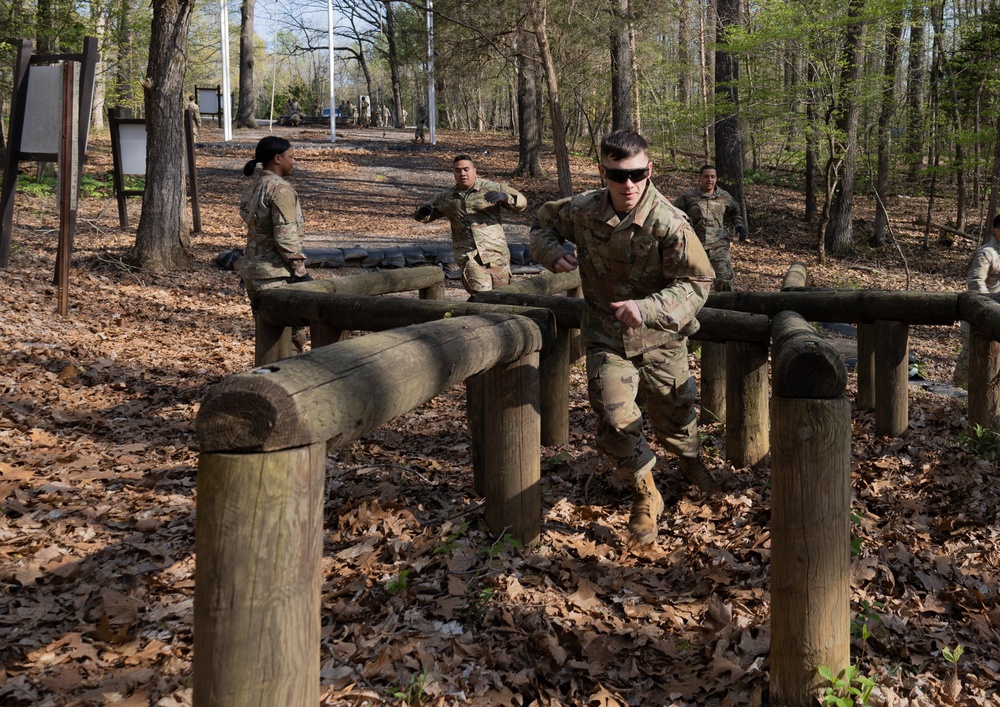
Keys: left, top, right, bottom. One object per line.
{"left": 414, "top": 102, "right": 427, "bottom": 143}
{"left": 186, "top": 95, "right": 201, "bottom": 138}
{"left": 381, "top": 104, "right": 391, "bottom": 127}
{"left": 360, "top": 97, "right": 371, "bottom": 127}
{"left": 401, "top": 107, "right": 408, "bottom": 127}
{"left": 282, "top": 98, "right": 303, "bottom": 127}
{"left": 530, "top": 130, "right": 718, "bottom": 547}
{"left": 347, "top": 101, "right": 358, "bottom": 125}
{"left": 239, "top": 136, "right": 312, "bottom": 352}
{"left": 954, "top": 214, "right": 1000, "bottom": 388}
{"left": 414, "top": 154, "right": 526, "bottom": 293}
{"left": 673, "top": 164, "right": 745, "bottom": 292}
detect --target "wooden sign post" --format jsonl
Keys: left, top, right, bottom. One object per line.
{"left": 196, "top": 85, "right": 224, "bottom": 127}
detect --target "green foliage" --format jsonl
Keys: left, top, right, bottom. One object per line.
{"left": 432, "top": 521, "right": 470, "bottom": 556}
{"left": 17, "top": 174, "right": 57, "bottom": 196}
{"left": 479, "top": 533, "right": 521, "bottom": 560}
{"left": 959, "top": 425, "right": 1000, "bottom": 460}
{"left": 391, "top": 669, "right": 432, "bottom": 705}
{"left": 817, "top": 664, "right": 877, "bottom": 707}
{"left": 541, "top": 451, "right": 573, "bottom": 470}
{"left": 851, "top": 600, "right": 883, "bottom": 641}
{"left": 386, "top": 568, "right": 411, "bottom": 595}
{"left": 942, "top": 644, "right": 964, "bottom": 666}
{"left": 850, "top": 510, "right": 864, "bottom": 557}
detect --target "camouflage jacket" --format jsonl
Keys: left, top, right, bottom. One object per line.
{"left": 673, "top": 187, "right": 743, "bottom": 250}
{"left": 238, "top": 171, "right": 307, "bottom": 281}
{"left": 966, "top": 238, "right": 1000, "bottom": 293}
{"left": 530, "top": 183, "right": 714, "bottom": 357}
{"left": 415, "top": 178, "right": 527, "bottom": 266}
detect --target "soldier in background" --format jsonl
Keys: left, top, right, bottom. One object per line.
{"left": 360, "top": 97, "right": 371, "bottom": 127}
{"left": 414, "top": 102, "right": 427, "bottom": 143}
{"left": 347, "top": 101, "right": 358, "bottom": 125}
{"left": 381, "top": 104, "right": 391, "bottom": 127}
{"left": 413, "top": 154, "right": 526, "bottom": 293}
{"left": 186, "top": 95, "right": 201, "bottom": 138}
{"left": 530, "top": 130, "right": 719, "bottom": 548}
{"left": 954, "top": 213, "right": 1000, "bottom": 387}
{"left": 239, "top": 136, "right": 312, "bottom": 352}
{"left": 673, "top": 164, "right": 745, "bottom": 292}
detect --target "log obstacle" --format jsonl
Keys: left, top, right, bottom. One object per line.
{"left": 251, "top": 266, "right": 446, "bottom": 365}
{"left": 195, "top": 313, "right": 550, "bottom": 707}
{"left": 769, "top": 311, "right": 851, "bottom": 706}
{"left": 960, "top": 293, "right": 1000, "bottom": 430}
{"left": 874, "top": 320, "right": 909, "bottom": 437}
{"left": 855, "top": 323, "right": 876, "bottom": 410}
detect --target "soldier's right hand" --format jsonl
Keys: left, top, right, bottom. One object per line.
{"left": 414, "top": 205, "right": 433, "bottom": 220}
{"left": 484, "top": 191, "right": 508, "bottom": 204}
{"left": 552, "top": 254, "right": 578, "bottom": 273}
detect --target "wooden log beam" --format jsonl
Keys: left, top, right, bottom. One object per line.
{"left": 780, "top": 262, "right": 810, "bottom": 291}
{"left": 725, "top": 340, "right": 770, "bottom": 468}
{"left": 958, "top": 292, "right": 1000, "bottom": 342}
{"left": 483, "top": 352, "right": 541, "bottom": 545}
{"left": 770, "top": 311, "right": 847, "bottom": 399}
{"left": 856, "top": 323, "right": 876, "bottom": 410}
{"left": 194, "top": 443, "right": 325, "bottom": 707}
{"left": 197, "top": 314, "right": 548, "bottom": 453}
{"left": 968, "top": 328, "right": 1000, "bottom": 431}
{"left": 297, "top": 265, "right": 444, "bottom": 296}
{"left": 707, "top": 290, "right": 959, "bottom": 325}
{"left": 700, "top": 342, "right": 726, "bottom": 424}
{"left": 874, "top": 320, "right": 909, "bottom": 437}
{"left": 493, "top": 269, "right": 581, "bottom": 296}
{"left": 914, "top": 217, "right": 976, "bottom": 242}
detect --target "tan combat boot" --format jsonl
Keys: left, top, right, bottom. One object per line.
{"left": 628, "top": 471, "right": 665, "bottom": 546}
{"left": 679, "top": 456, "right": 721, "bottom": 495}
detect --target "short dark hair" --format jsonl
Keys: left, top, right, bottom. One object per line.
{"left": 453, "top": 154, "right": 475, "bottom": 166}
{"left": 243, "top": 136, "right": 292, "bottom": 177}
{"left": 600, "top": 130, "right": 649, "bottom": 161}
{"left": 993, "top": 214, "right": 1000, "bottom": 229}
{"left": 699, "top": 164, "right": 716, "bottom": 174}
{"left": 189, "top": 95, "right": 195, "bottom": 102}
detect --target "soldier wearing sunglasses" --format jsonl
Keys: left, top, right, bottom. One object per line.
{"left": 673, "top": 165, "right": 745, "bottom": 292}
{"left": 530, "top": 130, "right": 720, "bottom": 548}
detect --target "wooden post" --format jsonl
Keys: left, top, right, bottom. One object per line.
{"left": 254, "top": 311, "right": 295, "bottom": 366}
{"left": 769, "top": 311, "right": 851, "bottom": 707}
{"left": 539, "top": 326, "right": 570, "bottom": 446}
{"left": 568, "top": 284, "right": 584, "bottom": 363}
{"left": 418, "top": 280, "right": 445, "bottom": 300}
{"left": 725, "top": 340, "right": 769, "bottom": 468}
{"left": 56, "top": 61, "right": 80, "bottom": 315}
{"left": 855, "top": 323, "right": 875, "bottom": 410}
{"left": 701, "top": 341, "right": 726, "bottom": 424}
{"left": 874, "top": 319, "right": 909, "bottom": 437}
{"left": 780, "top": 262, "right": 810, "bottom": 290}
{"left": 968, "top": 327, "right": 1000, "bottom": 431}
{"left": 309, "top": 321, "right": 349, "bottom": 349}
{"left": 194, "top": 443, "right": 326, "bottom": 707}
{"left": 466, "top": 373, "right": 486, "bottom": 496}
{"left": 482, "top": 351, "right": 541, "bottom": 546}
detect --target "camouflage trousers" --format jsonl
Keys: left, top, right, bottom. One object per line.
{"left": 414, "top": 120, "right": 426, "bottom": 142}
{"left": 586, "top": 342, "right": 700, "bottom": 486}
{"left": 706, "top": 242, "right": 733, "bottom": 292}
{"left": 457, "top": 249, "right": 511, "bottom": 294}
{"left": 244, "top": 276, "right": 309, "bottom": 352}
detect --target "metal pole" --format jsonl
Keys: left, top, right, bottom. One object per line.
{"left": 220, "top": 0, "right": 233, "bottom": 142}
{"left": 328, "top": 0, "right": 336, "bottom": 142}
{"left": 426, "top": 0, "right": 436, "bottom": 145}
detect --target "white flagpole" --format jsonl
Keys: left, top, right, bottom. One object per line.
{"left": 426, "top": 0, "right": 436, "bottom": 145}
{"left": 220, "top": 0, "right": 233, "bottom": 141}
{"left": 328, "top": 0, "right": 337, "bottom": 142}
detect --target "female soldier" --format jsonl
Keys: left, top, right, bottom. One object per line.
{"left": 238, "top": 136, "right": 311, "bottom": 352}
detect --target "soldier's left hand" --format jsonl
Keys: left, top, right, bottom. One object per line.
{"left": 611, "top": 300, "right": 642, "bottom": 329}
{"left": 484, "top": 191, "right": 508, "bottom": 204}
{"left": 736, "top": 225, "right": 747, "bottom": 242}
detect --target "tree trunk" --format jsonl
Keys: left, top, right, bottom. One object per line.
{"left": 131, "top": 0, "right": 194, "bottom": 272}
{"left": 715, "top": 0, "right": 746, "bottom": 229}
{"left": 609, "top": 0, "right": 633, "bottom": 131}
{"left": 698, "top": 1, "right": 711, "bottom": 161}
{"left": 873, "top": 19, "right": 905, "bottom": 247}
{"left": 678, "top": 2, "right": 689, "bottom": 107}
{"left": 234, "top": 0, "right": 257, "bottom": 129}
{"left": 514, "top": 28, "right": 544, "bottom": 177}
{"left": 823, "top": 0, "right": 865, "bottom": 255}
{"left": 91, "top": 7, "right": 108, "bottom": 129}
{"left": 384, "top": 1, "right": 405, "bottom": 128}
{"left": 805, "top": 62, "right": 818, "bottom": 223}
{"left": 533, "top": 1, "right": 572, "bottom": 196}
{"left": 905, "top": 3, "right": 926, "bottom": 185}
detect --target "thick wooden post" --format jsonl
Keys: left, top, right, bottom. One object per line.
{"left": 855, "top": 323, "right": 875, "bottom": 410}
{"left": 466, "top": 373, "right": 486, "bottom": 496}
{"left": 482, "top": 352, "right": 541, "bottom": 546}
{"left": 568, "top": 284, "right": 584, "bottom": 363}
{"left": 968, "top": 327, "right": 1000, "bottom": 431}
{"left": 770, "top": 310, "right": 851, "bottom": 706}
{"left": 725, "top": 340, "right": 769, "bottom": 468}
{"left": 874, "top": 320, "right": 909, "bottom": 437}
{"left": 701, "top": 341, "right": 727, "bottom": 424}
{"left": 254, "top": 312, "right": 295, "bottom": 366}
{"left": 194, "top": 443, "right": 326, "bottom": 707}
{"left": 309, "top": 321, "right": 349, "bottom": 349}
{"left": 539, "top": 327, "right": 570, "bottom": 446}
{"left": 419, "top": 281, "right": 446, "bottom": 300}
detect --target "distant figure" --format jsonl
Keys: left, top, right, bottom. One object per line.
{"left": 381, "top": 104, "right": 391, "bottom": 127}
{"left": 360, "top": 97, "right": 370, "bottom": 128}
{"left": 347, "top": 101, "right": 358, "bottom": 125}
{"left": 413, "top": 154, "right": 527, "bottom": 293}
{"left": 282, "top": 98, "right": 303, "bottom": 127}
{"left": 186, "top": 95, "right": 201, "bottom": 138}
{"left": 239, "top": 136, "right": 312, "bottom": 352}
{"left": 414, "top": 102, "right": 427, "bottom": 143}
{"left": 400, "top": 107, "right": 408, "bottom": 127}
{"left": 954, "top": 213, "right": 1000, "bottom": 388}
{"left": 673, "top": 164, "right": 745, "bottom": 292}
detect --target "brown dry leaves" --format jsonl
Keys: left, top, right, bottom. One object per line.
{"left": 1, "top": 126, "right": 999, "bottom": 706}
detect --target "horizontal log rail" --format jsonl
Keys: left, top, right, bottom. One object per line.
{"left": 959, "top": 292, "right": 1000, "bottom": 342}
{"left": 706, "top": 290, "right": 962, "bottom": 325}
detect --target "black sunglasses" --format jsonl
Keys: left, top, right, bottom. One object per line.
{"left": 602, "top": 164, "right": 650, "bottom": 184}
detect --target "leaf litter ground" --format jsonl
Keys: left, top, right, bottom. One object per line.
{"left": 1, "top": 125, "right": 999, "bottom": 706}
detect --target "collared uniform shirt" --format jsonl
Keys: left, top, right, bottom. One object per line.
{"left": 238, "top": 170, "right": 307, "bottom": 281}
{"left": 966, "top": 238, "right": 1000, "bottom": 293}
{"left": 417, "top": 179, "right": 527, "bottom": 266}
{"left": 530, "top": 183, "right": 715, "bottom": 358}
{"left": 673, "top": 187, "right": 743, "bottom": 250}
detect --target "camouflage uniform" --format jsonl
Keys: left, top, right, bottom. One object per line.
{"left": 954, "top": 236, "right": 1000, "bottom": 387}
{"left": 673, "top": 187, "right": 743, "bottom": 291}
{"left": 530, "top": 183, "right": 714, "bottom": 487}
{"left": 416, "top": 178, "right": 527, "bottom": 293}
{"left": 414, "top": 104, "right": 427, "bottom": 142}
{"left": 238, "top": 170, "right": 309, "bottom": 350}
{"left": 186, "top": 99, "right": 201, "bottom": 138}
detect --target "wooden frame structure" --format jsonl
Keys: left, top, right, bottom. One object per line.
{"left": 0, "top": 37, "right": 97, "bottom": 270}
{"left": 195, "top": 85, "right": 224, "bottom": 127}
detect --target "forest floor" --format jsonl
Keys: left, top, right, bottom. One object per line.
{"left": 1, "top": 124, "right": 999, "bottom": 707}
